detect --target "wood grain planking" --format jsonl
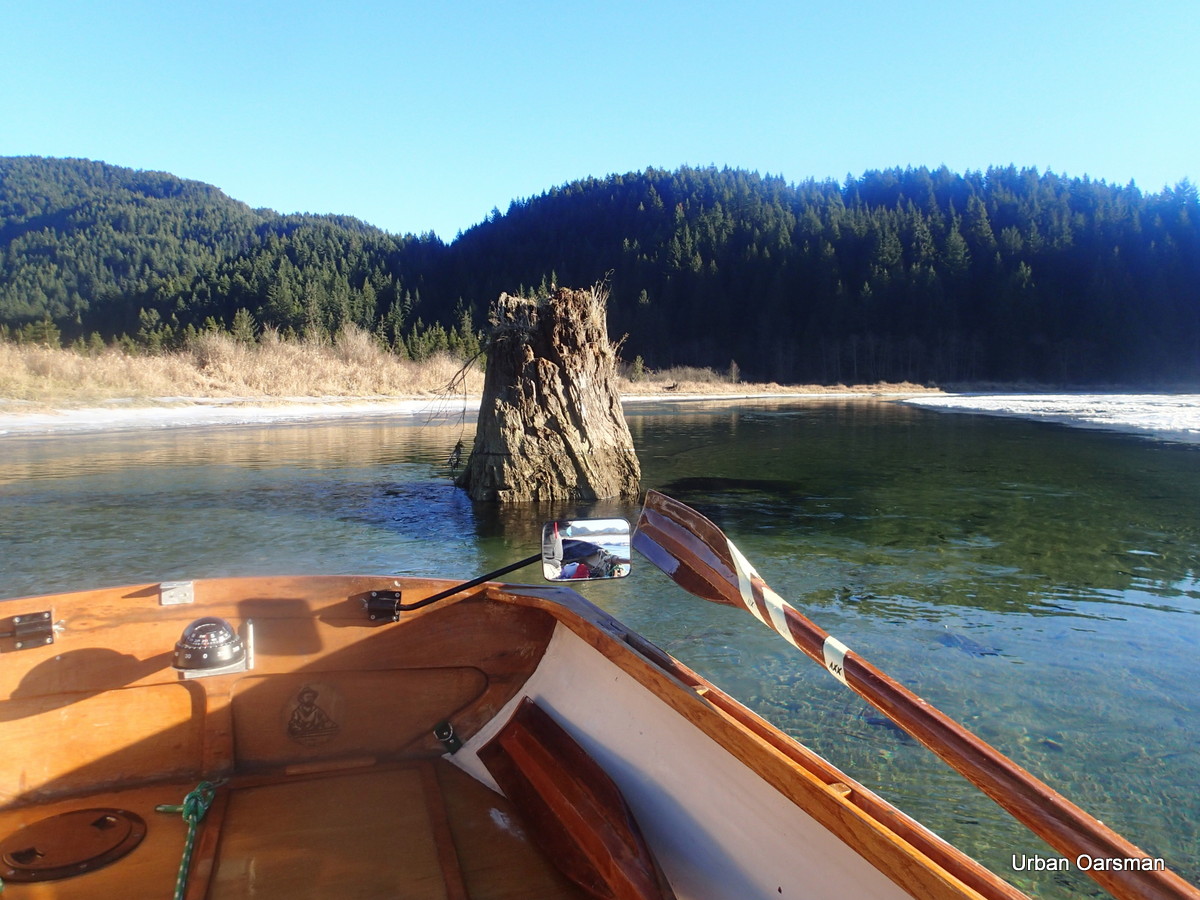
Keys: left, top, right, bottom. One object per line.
{"left": 208, "top": 768, "right": 447, "bottom": 899}
{"left": 420, "top": 761, "right": 470, "bottom": 900}
{"left": 434, "top": 760, "right": 592, "bottom": 900}
{"left": 479, "top": 697, "right": 676, "bottom": 900}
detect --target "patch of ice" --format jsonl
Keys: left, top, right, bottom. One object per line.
{"left": 905, "top": 394, "right": 1200, "bottom": 444}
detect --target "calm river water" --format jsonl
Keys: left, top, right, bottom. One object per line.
{"left": 2, "top": 398, "right": 1197, "bottom": 897}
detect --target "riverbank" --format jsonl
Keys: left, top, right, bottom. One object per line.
{"left": 1, "top": 334, "right": 934, "bottom": 406}
{"left": 8, "top": 389, "right": 1200, "bottom": 444}
{"left": 8, "top": 339, "right": 1198, "bottom": 444}
{"left": 0, "top": 388, "right": 938, "bottom": 437}
{"left": 0, "top": 337, "right": 939, "bottom": 436}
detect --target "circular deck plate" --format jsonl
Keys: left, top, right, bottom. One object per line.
{"left": 0, "top": 808, "right": 146, "bottom": 881}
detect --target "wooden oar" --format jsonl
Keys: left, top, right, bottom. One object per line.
{"left": 633, "top": 489, "right": 1199, "bottom": 900}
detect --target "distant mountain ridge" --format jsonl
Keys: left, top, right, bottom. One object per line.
{"left": 0, "top": 156, "right": 420, "bottom": 340}
{"left": 1, "top": 156, "right": 1197, "bottom": 384}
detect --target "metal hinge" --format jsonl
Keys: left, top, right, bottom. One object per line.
{"left": 1, "top": 610, "right": 56, "bottom": 651}
{"left": 363, "top": 590, "right": 402, "bottom": 624}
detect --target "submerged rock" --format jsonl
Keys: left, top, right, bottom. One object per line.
{"left": 935, "top": 628, "right": 1000, "bottom": 657}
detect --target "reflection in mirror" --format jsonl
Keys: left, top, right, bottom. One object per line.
{"left": 541, "top": 518, "right": 632, "bottom": 581}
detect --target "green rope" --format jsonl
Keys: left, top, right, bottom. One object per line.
{"left": 156, "top": 780, "right": 221, "bottom": 900}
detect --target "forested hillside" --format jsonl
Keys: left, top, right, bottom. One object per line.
{"left": 0, "top": 157, "right": 463, "bottom": 358}
{"left": 2, "top": 157, "right": 1197, "bottom": 384}
{"left": 449, "top": 167, "right": 1199, "bottom": 384}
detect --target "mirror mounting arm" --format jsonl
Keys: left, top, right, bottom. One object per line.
{"left": 364, "top": 516, "right": 631, "bottom": 624}
{"left": 399, "top": 553, "right": 543, "bottom": 612}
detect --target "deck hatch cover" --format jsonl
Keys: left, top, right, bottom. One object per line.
{"left": 0, "top": 808, "right": 146, "bottom": 881}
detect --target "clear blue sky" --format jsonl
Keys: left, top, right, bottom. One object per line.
{"left": 3, "top": 0, "right": 1196, "bottom": 241}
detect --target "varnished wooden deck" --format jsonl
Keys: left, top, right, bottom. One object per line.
{"left": 0, "top": 760, "right": 590, "bottom": 898}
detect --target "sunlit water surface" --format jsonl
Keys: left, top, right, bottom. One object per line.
{"left": 2, "top": 399, "right": 1197, "bottom": 898}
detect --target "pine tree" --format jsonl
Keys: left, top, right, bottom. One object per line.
{"left": 231, "top": 308, "right": 257, "bottom": 344}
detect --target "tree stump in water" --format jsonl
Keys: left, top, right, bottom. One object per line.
{"left": 456, "top": 286, "right": 641, "bottom": 502}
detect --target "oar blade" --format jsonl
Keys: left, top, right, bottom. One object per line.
{"left": 633, "top": 490, "right": 743, "bottom": 607}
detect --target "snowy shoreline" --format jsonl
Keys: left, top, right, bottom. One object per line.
{"left": 0, "top": 391, "right": 910, "bottom": 437}
{"left": 0, "top": 396, "right": 478, "bottom": 437}
{"left": 904, "top": 394, "right": 1200, "bottom": 444}
{"left": 1, "top": 392, "right": 1197, "bottom": 444}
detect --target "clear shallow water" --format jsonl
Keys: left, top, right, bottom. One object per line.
{"left": 2, "top": 399, "right": 1197, "bottom": 898}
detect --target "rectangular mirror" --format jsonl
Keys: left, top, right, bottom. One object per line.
{"left": 541, "top": 518, "right": 632, "bottom": 581}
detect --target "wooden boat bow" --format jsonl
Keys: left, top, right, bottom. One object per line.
{"left": 1, "top": 558, "right": 1193, "bottom": 899}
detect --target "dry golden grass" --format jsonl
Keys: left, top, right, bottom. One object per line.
{"left": 0, "top": 330, "right": 935, "bottom": 412}
{"left": 617, "top": 364, "right": 936, "bottom": 396}
{"left": 0, "top": 327, "right": 483, "bottom": 406}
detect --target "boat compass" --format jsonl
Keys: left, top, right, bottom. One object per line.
{"left": 171, "top": 615, "right": 253, "bottom": 678}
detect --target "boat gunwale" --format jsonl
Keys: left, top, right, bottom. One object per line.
{"left": 482, "top": 581, "right": 1028, "bottom": 900}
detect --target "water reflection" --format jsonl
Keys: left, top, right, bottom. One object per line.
{"left": 0, "top": 419, "right": 465, "bottom": 483}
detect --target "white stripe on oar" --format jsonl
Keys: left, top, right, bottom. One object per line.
{"left": 822, "top": 635, "right": 850, "bottom": 686}
{"left": 759, "top": 583, "right": 800, "bottom": 650}
{"left": 728, "top": 538, "right": 800, "bottom": 650}
{"left": 727, "top": 538, "right": 763, "bottom": 618}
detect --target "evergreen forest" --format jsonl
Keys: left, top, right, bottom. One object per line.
{"left": 2, "top": 156, "right": 1197, "bottom": 384}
